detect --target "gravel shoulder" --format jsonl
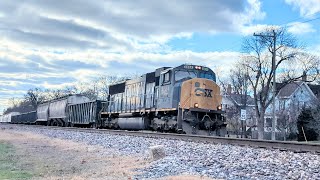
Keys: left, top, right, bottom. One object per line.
{"left": 1, "top": 124, "right": 319, "bottom": 179}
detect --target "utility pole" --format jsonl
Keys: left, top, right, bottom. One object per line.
{"left": 242, "top": 70, "right": 248, "bottom": 138}
{"left": 240, "top": 68, "right": 249, "bottom": 138}
{"left": 253, "top": 30, "right": 277, "bottom": 140}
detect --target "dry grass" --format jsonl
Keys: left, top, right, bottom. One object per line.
{"left": 0, "top": 129, "right": 146, "bottom": 179}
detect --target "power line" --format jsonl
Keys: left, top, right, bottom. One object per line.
{"left": 279, "top": 11, "right": 320, "bottom": 27}
{"left": 283, "top": 15, "right": 320, "bottom": 28}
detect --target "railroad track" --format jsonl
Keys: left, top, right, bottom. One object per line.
{"left": 11, "top": 124, "right": 320, "bottom": 154}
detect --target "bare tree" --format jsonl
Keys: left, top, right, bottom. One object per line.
{"left": 7, "top": 97, "right": 20, "bottom": 108}
{"left": 24, "top": 88, "right": 45, "bottom": 109}
{"left": 89, "top": 75, "right": 133, "bottom": 100}
{"left": 229, "top": 67, "right": 250, "bottom": 95}
{"left": 280, "top": 52, "right": 320, "bottom": 82}
{"left": 222, "top": 67, "right": 251, "bottom": 137}
{"left": 240, "top": 27, "right": 320, "bottom": 139}
{"left": 225, "top": 107, "right": 242, "bottom": 136}
{"left": 3, "top": 98, "right": 21, "bottom": 114}
{"left": 276, "top": 107, "right": 298, "bottom": 141}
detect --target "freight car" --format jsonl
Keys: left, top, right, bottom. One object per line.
{"left": 11, "top": 111, "right": 37, "bottom": 124}
{"left": 35, "top": 94, "right": 90, "bottom": 126}
{"left": 0, "top": 112, "right": 20, "bottom": 123}
{"left": 6, "top": 96, "right": 99, "bottom": 127}
{"left": 100, "top": 64, "right": 226, "bottom": 136}
{"left": 68, "top": 100, "right": 105, "bottom": 127}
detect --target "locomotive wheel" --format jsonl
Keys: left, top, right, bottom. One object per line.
{"left": 52, "top": 120, "right": 58, "bottom": 126}
{"left": 181, "top": 121, "right": 197, "bottom": 135}
{"left": 200, "top": 115, "right": 215, "bottom": 130}
{"left": 93, "top": 123, "right": 99, "bottom": 129}
{"left": 90, "top": 123, "right": 96, "bottom": 128}
{"left": 47, "top": 120, "right": 53, "bottom": 126}
{"left": 192, "top": 125, "right": 197, "bottom": 134}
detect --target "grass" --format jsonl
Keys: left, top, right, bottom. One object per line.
{"left": 0, "top": 142, "right": 33, "bottom": 179}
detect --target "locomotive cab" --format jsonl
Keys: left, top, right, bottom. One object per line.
{"left": 155, "top": 65, "right": 226, "bottom": 135}
{"left": 178, "top": 78, "right": 225, "bottom": 135}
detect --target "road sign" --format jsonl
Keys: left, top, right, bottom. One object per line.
{"left": 241, "top": 109, "right": 246, "bottom": 121}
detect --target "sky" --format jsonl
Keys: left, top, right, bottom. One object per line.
{"left": 1, "top": 0, "right": 320, "bottom": 114}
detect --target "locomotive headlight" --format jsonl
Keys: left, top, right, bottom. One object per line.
{"left": 194, "top": 103, "right": 199, "bottom": 108}
{"left": 217, "top": 104, "right": 222, "bottom": 110}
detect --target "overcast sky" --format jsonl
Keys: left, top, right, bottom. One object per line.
{"left": 1, "top": 0, "right": 320, "bottom": 113}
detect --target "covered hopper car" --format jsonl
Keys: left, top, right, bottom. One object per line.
{"left": 36, "top": 94, "right": 90, "bottom": 126}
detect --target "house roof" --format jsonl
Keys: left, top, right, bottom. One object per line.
{"left": 227, "top": 93, "right": 255, "bottom": 106}
{"left": 277, "top": 81, "right": 304, "bottom": 98}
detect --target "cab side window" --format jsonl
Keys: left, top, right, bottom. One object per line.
{"left": 163, "top": 71, "right": 171, "bottom": 84}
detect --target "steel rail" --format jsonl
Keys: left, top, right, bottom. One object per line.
{"left": 13, "top": 124, "right": 320, "bottom": 154}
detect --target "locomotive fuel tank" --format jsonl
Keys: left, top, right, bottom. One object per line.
{"left": 118, "top": 117, "right": 149, "bottom": 130}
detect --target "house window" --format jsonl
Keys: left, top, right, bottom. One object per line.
{"left": 266, "top": 118, "right": 272, "bottom": 127}
{"left": 279, "top": 100, "right": 285, "bottom": 110}
{"left": 298, "top": 101, "right": 305, "bottom": 109}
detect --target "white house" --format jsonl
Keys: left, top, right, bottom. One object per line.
{"left": 264, "top": 81, "right": 319, "bottom": 139}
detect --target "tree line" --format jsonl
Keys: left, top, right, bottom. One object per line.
{"left": 3, "top": 75, "right": 130, "bottom": 114}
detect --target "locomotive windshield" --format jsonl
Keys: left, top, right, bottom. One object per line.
{"left": 174, "top": 65, "right": 216, "bottom": 82}
{"left": 174, "top": 70, "right": 216, "bottom": 82}
{"left": 199, "top": 72, "right": 215, "bottom": 81}
{"left": 175, "top": 70, "right": 197, "bottom": 82}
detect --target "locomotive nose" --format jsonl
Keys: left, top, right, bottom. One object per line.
{"left": 180, "top": 78, "right": 222, "bottom": 111}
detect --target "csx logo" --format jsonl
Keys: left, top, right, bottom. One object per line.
{"left": 194, "top": 82, "right": 213, "bottom": 97}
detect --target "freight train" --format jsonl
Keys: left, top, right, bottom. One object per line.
{"left": 0, "top": 64, "right": 226, "bottom": 136}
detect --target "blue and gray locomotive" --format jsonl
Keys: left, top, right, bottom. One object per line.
{"left": 99, "top": 64, "right": 226, "bottom": 136}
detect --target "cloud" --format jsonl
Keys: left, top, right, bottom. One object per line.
{"left": 242, "top": 0, "right": 266, "bottom": 23}
{"left": 0, "top": 1, "right": 264, "bottom": 111}
{"left": 241, "top": 24, "right": 281, "bottom": 36}
{"left": 0, "top": 0, "right": 265, "bottom": 47}
{"left": 242, "top": 22, "right": 316, "bottom": 36}
{"left": 0, "top": 49, "right": 241, "bottom": 113}
{"left": 285, "top": 0, "right": 320, "bottom": 17}
{"left": 0, "top": 35, "right": 241, "bottom": 99}
{"left": 287, "top": 22, "right": 316, "bottom": 35}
